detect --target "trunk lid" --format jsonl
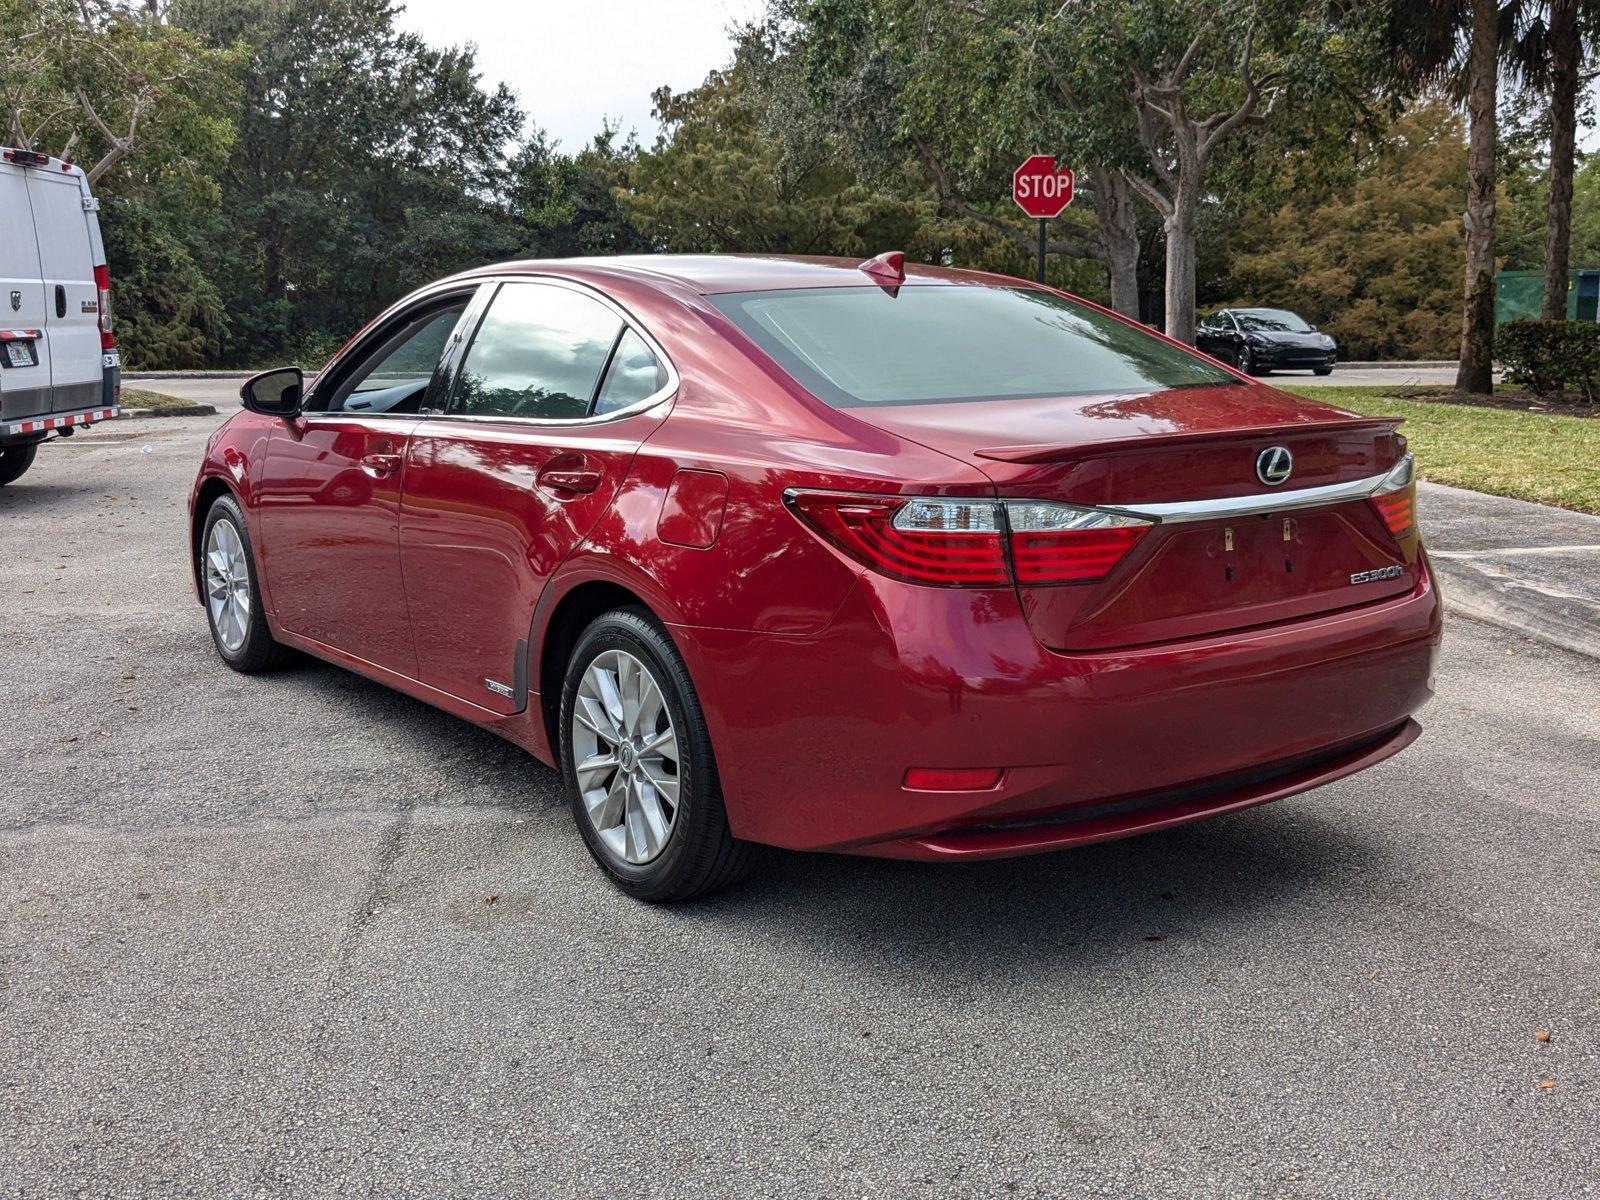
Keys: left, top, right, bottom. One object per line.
{"left": 845, "top": 384, "right": 1421, "bottom": 650}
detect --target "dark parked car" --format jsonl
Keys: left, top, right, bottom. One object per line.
{"left": 1197, "top": 308, "right": 1337, "bottom": 376}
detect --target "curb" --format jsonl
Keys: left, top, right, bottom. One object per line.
{"left": 123, "top": 371, "right": 251, "bottom": 380}
{"left": 116, "top": 404, "right": 218, "bottom": 419}
{"left": 123, "top": 370, "right": 321, "bottom": 380}
{"left": 1338, "top": 361, "right": 1458, "bottom": 371}
{"left": 1433, "top": 561, "right": 1600, "bottom": 661}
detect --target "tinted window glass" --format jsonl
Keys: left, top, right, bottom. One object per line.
{"left": 452, "top": 284, "right": 622, "bottom": 419}
{"left": 328, "top": 302, "right": 467, "bottom": 413}
{"left": 594, "top": 328, "right": 667, "bottom": 415}
{"left": 710, "top": 285, "right": 1234, "bottom": 407}
{"left": 1235, "top": 309, "right": 1311, "bottom": 333}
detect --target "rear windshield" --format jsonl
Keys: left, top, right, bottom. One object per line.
{"left": 710, "top": 284, "right": 1234, "bottom": 407}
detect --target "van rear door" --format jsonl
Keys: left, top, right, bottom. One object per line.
{"left": 0, "top": 159, "right": 54, "bottom": 423}
{"left": 25, "top": 168, "right": 102, "bottom": 414}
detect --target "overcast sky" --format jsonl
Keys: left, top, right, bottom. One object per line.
{"left": 396, "top": 0, "right": 764, "bottom": 152}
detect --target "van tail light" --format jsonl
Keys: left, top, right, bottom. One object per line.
{"left": 94, "top": 264, "right": 115, "bottom": 349}
{"left": 1368, "top": 453, "right": 1415, "bottom": 539}
{"left": 785, "top": 491, "right": 1151, "bottom": 588}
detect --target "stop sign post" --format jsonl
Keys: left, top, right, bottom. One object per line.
{"left": 1013, "top": 154, "right": 1075, "bottom": 283}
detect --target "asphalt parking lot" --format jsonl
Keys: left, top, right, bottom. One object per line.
{"left": 3, "top": 413, "right": 1597, "bottom": 1198}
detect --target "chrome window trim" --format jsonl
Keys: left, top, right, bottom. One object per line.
{"left": 301, "top": 273, "right": 680, "bottom": 427}
{"left": 436, "top": 276, "right": 680, "bottom": 427}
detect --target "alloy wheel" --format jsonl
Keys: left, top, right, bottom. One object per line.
{"left": 204, "top": 517, "right": 252, "bottom": 652}
{"left": 570, "top": 648, "right": 681, "bottom": 864}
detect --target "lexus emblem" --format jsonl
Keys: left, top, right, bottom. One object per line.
{"left": 8, "top": 290, "right": 19, "bottom": 312}
{"left": 1256, "top": 445, "right": 1294, "bottom": 486}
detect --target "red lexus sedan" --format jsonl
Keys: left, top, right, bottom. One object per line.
{"left": 189, "top": 253, "right": 1439, "bottom": 901}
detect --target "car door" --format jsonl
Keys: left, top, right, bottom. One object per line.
{"left": 398, "top": 278, "right": 675, "bottom": 714}
{"left": 254, "top": 292, "right": 477, "bottom": 678}
{"left": 1195, "top": 312, "right": 1231, "bottom": 361}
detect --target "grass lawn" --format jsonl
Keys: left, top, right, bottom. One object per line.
{"left": 1282, "top": 384, "right": 1600, "bottom": 514}
{"left": 118, "top": 386, "right": 201, "bottom": 411}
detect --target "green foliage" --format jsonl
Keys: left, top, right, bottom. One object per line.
{"left": 622, "top": 28, "right": 1028, "bottom": 276}
{"left": 1211, "top": 99, "right": 1468, "bottom": 360}
{"left": 1498, "top": 317, "right": 1600, "bottom": 399}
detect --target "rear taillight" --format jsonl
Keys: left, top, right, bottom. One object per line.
{"left": 1005, "top": 502, "right": 1152, "bottom": 584}
{"left": 785, "top": 493, "right": 1010, "bottom": 586}
{"left": 1368, "top": 453, "right": 1415, "bottom": 538}
{"left": 785, "top": 491, "right": 1151, "bottom": 588}
{"left": 94, "top": 264, "right": 114, "bottom": 350}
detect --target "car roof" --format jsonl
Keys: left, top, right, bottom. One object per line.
{"left": 459, "top": 254, "right": 996, "bottom": 296}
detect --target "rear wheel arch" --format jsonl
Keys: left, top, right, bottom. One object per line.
{"left": 537, "top": 580, "right": 660, "bottom": 754}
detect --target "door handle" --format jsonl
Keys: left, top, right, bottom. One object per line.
{"left": 360, "top": 453, "right": 403, "bottom": 478}
{"left": 537, "top": 466, "right": 602, "bottom": 495}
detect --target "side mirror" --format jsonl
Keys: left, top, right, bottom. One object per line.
{"left": 241, "top": 367, "right": 303, "bottom": 417}
{"left": 1308, "top": 324, "right": 1318, "bottom": 332}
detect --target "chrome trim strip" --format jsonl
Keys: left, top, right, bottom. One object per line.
{"left": 1104, "top": 455, "right": 1412, "bottom": 524}
{"left": 780, "top": 453, "right": 1411, "bottom": 528}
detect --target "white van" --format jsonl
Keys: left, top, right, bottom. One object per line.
{"left": 0, "top": 147, "right": 121, "bottom": 487}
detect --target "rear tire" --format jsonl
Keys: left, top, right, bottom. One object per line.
{"left": 559, "top": 607, "right": 755, "bottom": 903}
{"left": 0, "top": 443, "right": 39, "bottom": 487}
{"left": 200, "top": 494, "right": 293, "bottom": 673}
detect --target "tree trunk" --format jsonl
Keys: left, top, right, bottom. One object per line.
{"left": 1092, "top": 169, "right": 1141, "bottom": 319}
{"left": 1457, "top": 0, "right": 1499, "bottom": 394}
{"left": 1542, "top": 0, "right": 1578, "bottom": 320}
{"left": 1163, "top": 193, "right": 1199, "bottom": 344}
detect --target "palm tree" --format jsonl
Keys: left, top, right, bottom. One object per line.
{"left": 1391, "top": 0, "right": 1515, "bottom": 394}
{"left": 1503, "top": 0, "right": 1600, "bottom": 318}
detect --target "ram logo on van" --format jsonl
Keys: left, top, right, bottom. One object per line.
{"left": 9, "top": 290, "right": 19, "bottom": 312}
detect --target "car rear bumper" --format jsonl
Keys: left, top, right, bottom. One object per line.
{"left": 674, "top": 555, "right": 1441, "bottom": 856}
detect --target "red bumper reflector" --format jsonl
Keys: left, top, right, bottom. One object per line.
{"left": 903, "top": 767, "right": 1005, "bottom": 792}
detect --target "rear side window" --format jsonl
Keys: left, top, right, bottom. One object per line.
{"left": 710, "top": 285, "right": 1234, "bottom": 407}
{"left": 452, "top": 283, "right": 623, "bottom": 420}
{"left": 594, "top": 329, "right": 667, "bottom": 415}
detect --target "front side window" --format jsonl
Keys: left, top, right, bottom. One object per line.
{"left": 452, "top": 284, "right": 624, "bottom": 420}
{"left": 325, "top": 301, "right": 468, "bottom": 414}
{"left": 709, "top": 285, "right": 1235, "bottom": 408}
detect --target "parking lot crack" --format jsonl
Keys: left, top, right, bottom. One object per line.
{"left": 245, "top": 804, "right": 414, "bottom": 1194}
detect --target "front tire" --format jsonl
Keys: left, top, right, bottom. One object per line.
{"left": 0, "top": 442, "right": 39, "bottom": 487}
{"left": 201, "top": 494, "right": 292, "bottom": 673}
{"left": 1313, "top": 365, "right": 1334, "bottom": 377}
{"left": 1237, "top": 345, "right": 1264, "bottom": 376}
{"left": 559, "top": 607, "right": 754, "bottom": 902}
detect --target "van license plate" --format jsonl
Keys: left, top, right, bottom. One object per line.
{"left": 5, "top": 341, "right": 36, "bottom": 368}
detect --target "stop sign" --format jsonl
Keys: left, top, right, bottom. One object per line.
{"left": 1013, "top": 154, "right": 1075, "bottom": 219}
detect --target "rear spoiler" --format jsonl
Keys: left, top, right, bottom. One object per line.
{"left": 975, "top": 416, "right": 1404, "bottom": 463}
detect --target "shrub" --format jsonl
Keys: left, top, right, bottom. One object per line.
{"left": 1498, "top": 319, "right": 1600, "bottom": 402}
